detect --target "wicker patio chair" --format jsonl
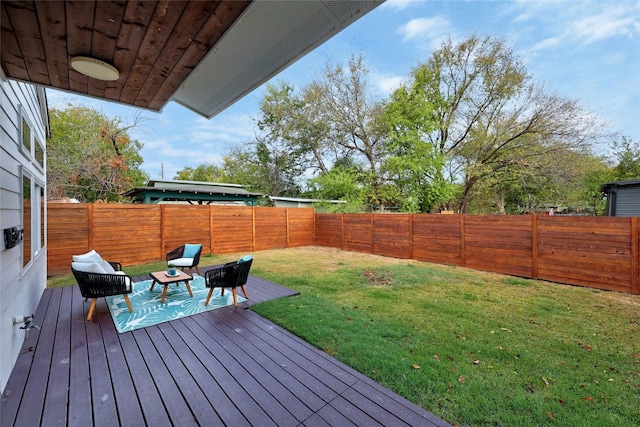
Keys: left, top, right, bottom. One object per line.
{"left": 166, "top": 243, "right": 202, "bottom": 276}
{"left": 204, "top": 258, "right": 253, "bottom": 307}
{"left": 71, "top": 261, "right": 133, "bottom": 321}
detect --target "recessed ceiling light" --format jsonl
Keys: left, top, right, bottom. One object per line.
{"left": 70, "top": 56, "right": 119, "bottom": 81}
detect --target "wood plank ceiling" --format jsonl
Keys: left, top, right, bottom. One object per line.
{"left": 1, "top": 0, "right": 251, "bottom": 112}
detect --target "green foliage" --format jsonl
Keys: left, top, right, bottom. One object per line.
{"left": 221, "top": 141, "right": 301, "bottom": 197}
{"left": 47, "top": 104, "right": 148, "bottom": 202}
{"left": 611, "top": 136, "right": 640, "bottom": 180}
{"left": 174, "top": 163, "right": 225, "bottom": 182}
{"left": 180, "top": 38, "right": 616, "bottom": 215}
{"left": 397, "top": 35, "right": 608, "bottom": 213}
{"left": 383, "top": 66, "right": 456, "bottom": 212}
{"left": 307, "top": 164, "right": 366, "bottom": 212}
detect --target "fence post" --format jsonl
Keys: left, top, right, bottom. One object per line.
{"left": 87, "top": 204, "right": 94, "bottom": 251}
{"left": 160, "top": 205, "right": 166, "bottom": 257}
{"left": 632, "top": 217, "right": 639, "bottom": 294}
{"left": 286, "top": 208, "right": 290, "bottom": 248}
{"left": 532, "top": 215, "right": 538, "bottom": 280}
{"left": 369, "top": 213, "right": 374, "bottom": 253}
{"left": 460, "top": 214, "right": 465, "bottom": 267}
{"left": 409, "top": 213, "right": 414, "bottom": 260}
{"left": 209, "top": 205, "right": 215, "bottom": 255}
{"left": 341, "top": 213, "right": 345, "bottom": 250}
{"left": 252, "top": 206, "right": 256, "bottom": 251}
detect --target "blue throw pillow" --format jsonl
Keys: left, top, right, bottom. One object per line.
{"left": 183, "top": 243, "right": 202, "bottom": 258}
{"left": 237, "top": 254, "right": 253, "bottom": 264}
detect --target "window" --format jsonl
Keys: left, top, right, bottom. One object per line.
{"left": 23, "top": 173, "right": 32, "bottom": 267}
{"left": 21, "top": 115, "right": 31, "bottom": 154}
{"left": 21, "top": 171, "right": 45, "bottom": 268}
{"left": 34, "top": 137, "right": 45, "bottom": 170}
{"left": 39, "top": 186, "right": 46, "bottom": 252}
{"left": 19, "top": 106, "right": 44, "bottom": 170}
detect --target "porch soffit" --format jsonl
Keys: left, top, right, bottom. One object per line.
{"left": 1, "top": 1, "right": 383, "bottom": 118}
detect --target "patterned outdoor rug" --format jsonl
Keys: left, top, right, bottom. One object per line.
{"left": 106, "top": 274, "right": 246, "bottom": 333}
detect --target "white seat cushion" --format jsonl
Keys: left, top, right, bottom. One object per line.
{"left": 171, "top": 257, "right": 194, "bottom": 267}
{"left": 73, "top": 249, "right": 102, "bottom": 263}
{"left": 72, "top": 261, "right": 107, "bottom": 274}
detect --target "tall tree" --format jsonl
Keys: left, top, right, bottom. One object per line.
{"left": 257, "top": 81, "right": 334, "bottom": 174}
{"left": 221, "top": 139, "right": 302, "bottom": 197}
{"left": 384, "top": 65, "right": 456, "bottom": 212}
{"left": 313, "top": 55, "right": 392, "bottom": 209}
{"left": 47, "top": 105, "right": 148, "bottom": 202}
{"left": 394, "top": 35, "right": 609, "bottom": 213}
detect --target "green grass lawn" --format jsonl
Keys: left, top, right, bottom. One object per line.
{"left": 50, "top": 247, "right": 639, "bottom": 426}
{"left": 248, "top": 247, "right": 639, "bottom": 427}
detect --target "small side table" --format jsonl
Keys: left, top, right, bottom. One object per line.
{"left": 149, "top": 270, "right": 193, "bottom": 303}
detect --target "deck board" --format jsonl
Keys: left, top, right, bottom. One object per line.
{"left": 1, "top": 265, "right": 451, "bottom": 427}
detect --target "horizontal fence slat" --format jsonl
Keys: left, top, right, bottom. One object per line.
{"left": 47, "top": 207, "right": 639, "bottom": 295}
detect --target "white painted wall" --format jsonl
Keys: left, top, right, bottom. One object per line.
{"left": 0, "top": 72, "right": 48, "bottom": 394}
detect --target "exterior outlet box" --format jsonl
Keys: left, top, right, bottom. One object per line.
{"left": 4, "top": 226, "right": 23, "bottom": 249}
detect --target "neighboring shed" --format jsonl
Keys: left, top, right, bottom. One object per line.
{"left": 123, "top": 180, "right": 264, "bottom": 205}
{"left": 601, "top": 179, "right": 640, "bottom": 216}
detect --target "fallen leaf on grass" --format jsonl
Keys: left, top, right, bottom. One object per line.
{"left": 412, "top": 364, "right": 421, "bottom": 369}
{"left": 546, "top": 411, "right": 555, "bottom": 420}
{"left": 472, "top": 359, "right": 480, "bottom": 365}
{"left": 501, "top": 328, "right": 512, "bottom": 332}
{"left": 434, "top": 355, "right": 440, "bottom": 362}
{"left": 458, "top": 376, "right": 466, "bottom": 383}
{"left": 583, "top": 396, "right": 594, "bottom": 401}
{"left": 583, "top": 345, "right": 592, "bottom": 351}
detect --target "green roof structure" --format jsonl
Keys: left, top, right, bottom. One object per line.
{"left": 123, "top": 180, "right": 264, "bottom": 206}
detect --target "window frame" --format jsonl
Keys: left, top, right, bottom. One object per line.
{"left": 21, "top": 168, "right": 33, "bottom": 269}
{"left": 34, "top": 135, "right": 45, "bottom": 172}
{"left": 19, "top": 105, "right": 32, "bottom": 157}
{"left": 19, "top": 104, "right": 45, "bottom": 172}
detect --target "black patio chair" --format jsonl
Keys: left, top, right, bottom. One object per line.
{"left": 71, "top": 261, "right": 133, "bottom": 321}
{"left": 204, "top": 258, "right": 253, "bottom": 307}
{"left": 166, "top": 243, "right": 202, "bottom": 276}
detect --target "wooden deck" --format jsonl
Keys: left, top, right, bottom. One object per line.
{"left": 2, "top": 266, "right": 450, "bottom": 427}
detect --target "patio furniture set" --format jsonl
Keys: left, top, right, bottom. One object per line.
{"left": 70, "top": 243, "right": 253, "bottom": 320}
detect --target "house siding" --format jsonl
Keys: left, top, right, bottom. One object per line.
{"left": 0, "top": 72, "right": 48, "bottom": 395}
{"left": 615, "top": 186, "right": 640, "bottom": 217}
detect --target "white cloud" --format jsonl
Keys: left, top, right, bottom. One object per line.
{"left": 398, "top": 15, "right": 452, "bottom": 42}
{"left": 570, "top": 4, "right": 640, "bottom": 45}
{"left": 381, "top": 0, "right": 418, "bottom": 11}
{"left": 371, "top": 73, "right": 405, "bottom": 95}
{"left": 529, "top": 36, "right": 562, "bottom": 53}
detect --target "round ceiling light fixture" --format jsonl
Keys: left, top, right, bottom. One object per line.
{"left": 70, "top": 56, "right": 119, "bottom": 81}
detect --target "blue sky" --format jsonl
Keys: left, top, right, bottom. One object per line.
{"left": 48, "top": 0, "right": 640, "bottom": 181}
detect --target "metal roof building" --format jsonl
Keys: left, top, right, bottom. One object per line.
{"left": 123, "top": 180, "right": 264, "bottom": 205}
{"left": 601, "top": 179, "right": 640, "bottom": 217}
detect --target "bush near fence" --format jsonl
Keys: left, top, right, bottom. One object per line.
{"left": 48, "top": 205, "right": 639, "bottom": 295}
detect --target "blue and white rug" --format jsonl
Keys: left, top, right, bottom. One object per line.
{"left": 106, "top": 274, "right": 246, "bottom": 333}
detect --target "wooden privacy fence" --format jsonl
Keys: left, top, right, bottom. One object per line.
{"left": 47, "top": 204, "right": 315, "bottom": 276}
{"left": 48, "top": 205, "right": 639, "bottom": 295}
{"left": 316, "top": 213, "right": 640, "bottom": 295}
